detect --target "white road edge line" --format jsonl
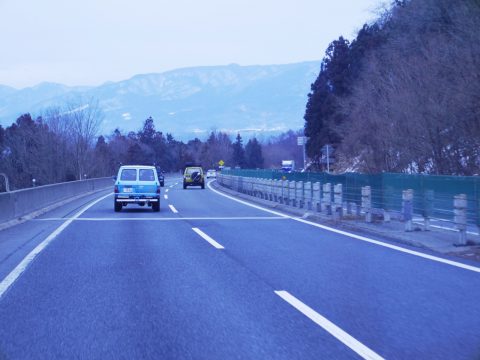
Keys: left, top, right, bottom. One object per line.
{"left": 275, "top": 291, "right": 384, "bottom": 360}
{"left": 192, "top": 227, "right": 224, "bottom": 249}
{"left": 0, "top": 192, "right": 113, "bottom": 300}
{"left": 34, "top": 216, "right": 286, "bottom": 221}
{"left": 207, "top": 180, "right": 480, "bottom": 273}
{"left": 168, "top": 205, "right": 178, "bottom": 214}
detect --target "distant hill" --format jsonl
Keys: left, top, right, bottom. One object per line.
{"left": 0, "top": 61, "right": 320, "bottom": 139}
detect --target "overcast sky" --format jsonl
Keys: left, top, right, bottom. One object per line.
{"left": 0, "top": 0, "right": 383, "bottom": 89}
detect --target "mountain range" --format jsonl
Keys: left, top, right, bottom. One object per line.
{"left": 0, "top": 61, "right": 320, "bottom": 140}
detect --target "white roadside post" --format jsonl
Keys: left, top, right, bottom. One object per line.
{"left": 289, "top": 181, "right": 296, "bottom": 207}
{"left": 402, "top": 189, "right": 414, "bottom": 231}
{"left": 296, "top": 181, "right": 304, "bottom": 208}
{"left": 282, "top": 179, "right": 289, "bottom": 205}
{"left": 304, "top": 181, "right": 312, "bottom": 210}
{"left": 313, "top": 182, "right": 321, "bottom": 212}
{"left": 273, "top": 179, "right": 279, "bottom": 202}
{"left": 334, "top": 183, "right": 343, "bottom": 220}
{"left": 454, "top": 194, "right": 467, "bottom": 245}
{"left": 322, "top": 183, "right": 332, "bottom": 215}
{"left": 362, "top": 186, "right": 372, "bottom": 223}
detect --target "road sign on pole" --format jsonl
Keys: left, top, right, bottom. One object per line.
{"left": 298, "top": 136, "right": 307, "bottom": 170}
{"left": 321, "top": 144, "right": 334, "bottom": 173}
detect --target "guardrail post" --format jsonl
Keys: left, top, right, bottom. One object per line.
{"left": 333, "top": 183, "right": 343, "bottom": 219}
{"left": 273, "top": 180, "right": 279, "bottom": 202}
{"left": 362, "top": 186, "right": 372, "bottom": 223}
{"left": 296, "top": 181, "right": 304, "bottom": 208}
{"left": 423, "top": 190, "right": 434, "bottom": 231}
{"left": 454, "top": 194, "right": 467, "bottom": 246}
{"left": 289, "top": 181, "right": 296, "bottom": 207}
{"left": 282, "top": 180, "right": 288, "bottom": 204}
{"left": 322, "top": 183, "right": 332, "bottom": 215}
{"left": 402, "top": 189, "right": 413, "bottom": 231}
{"left": 312, "top": 182, "right": 321, "bottom": 212}
{"left": 304, "top": 182, "right": 312, "bottom": 210}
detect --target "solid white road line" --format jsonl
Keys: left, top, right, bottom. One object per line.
{"left": 35, "top": 216, "right": 287, "bottom": 221}
{"left": 275, "top": 291, "right": 384, "bottom": 360}
{"left": 0, "top": 192, "right": 113, "bottom": 300}
{"left": 192, "top": 227, "right": 224, "bottom": 249}
{"left": 207, "top": 181, "right": 480, "bottom": 273}
{"left": 168, "top": 205, "right": 178, "bottom": 214}
{"left": 164, "top": 194, "right": 168, "bottom": 200}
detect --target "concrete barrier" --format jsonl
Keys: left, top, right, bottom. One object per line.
{"left": 0, "top": 177, "right": 113, "bottom": 225}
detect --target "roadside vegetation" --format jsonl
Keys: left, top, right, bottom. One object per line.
{"left": 0, "top": 103, "right": 302, "bottom": 190}
{"left": 304, "top": 0, "right": 480, "bottom": 175}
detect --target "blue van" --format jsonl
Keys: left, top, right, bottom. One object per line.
{"left": 114, "top": 165, "right": 161, "bottom": 212}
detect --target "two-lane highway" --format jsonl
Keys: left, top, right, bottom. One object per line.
{"left": 0, "top": 176, "right": 479, "bottom": 359}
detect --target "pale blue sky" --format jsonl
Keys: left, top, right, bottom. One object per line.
{"left": 0, "top": 0, "right": 384, "bottom": 88}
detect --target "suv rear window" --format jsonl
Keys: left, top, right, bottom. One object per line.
{"left": 120, "top": 169, "right": 137, "bottom": 181}
{"left": 186, "top": 167, "right": 202, "bottom": 175}
{"left": 139, "top": 169, "right": 155, "bottom": 181}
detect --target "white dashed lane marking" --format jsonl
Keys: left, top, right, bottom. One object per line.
{"left": 275, "top": 291, "right": 384, "bottom": 360}
{"left": 192, "top": 228, "right": 224, "bottom": 249}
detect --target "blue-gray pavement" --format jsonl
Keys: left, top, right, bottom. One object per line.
{"left": 0, "top": 176, "right": 479, "bottom": 359}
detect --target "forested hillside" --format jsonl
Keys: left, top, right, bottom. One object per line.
{"left": 305, "top": 0, "right": 480, "bottom": 175}
{"left": 0, "top": 98, "right": 301, "bottom": 191}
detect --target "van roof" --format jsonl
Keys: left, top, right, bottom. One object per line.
{"left": 119, "top": 165, "right": 156, "bottom": 169}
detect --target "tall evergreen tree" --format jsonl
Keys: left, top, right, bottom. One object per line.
{"left": 231, "top": 133, "right": 246, "bottom": 168}
{"left": 245, "top": 137, "right": 264, "bottom": 169}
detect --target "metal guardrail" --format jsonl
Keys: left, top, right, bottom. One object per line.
{"left": 217, "top": 174, "right": 472, "bottom": 246}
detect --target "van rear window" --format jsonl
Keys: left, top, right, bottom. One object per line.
{"left": 139, "top": 169, "right": 155, "bottom": 181}
{"left": 120, "top": 169, "right": 137, "bottom": 181}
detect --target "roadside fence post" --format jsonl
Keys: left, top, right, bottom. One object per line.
{"left": 402, "top": 189, "right": 414, "bottom": 231}
{"left": 322, "top": 183, "right": 332, "bottom": 215}
{"left": 282, "top": 180, "right": 288, "bottom": 205}
{"left": 361, "top": 186, "right": 372, "bottom": 223}
{"left": 334, "top": 183, "right": 343, "bottom": 220}
{"left": 274, "top": 180, "right": 280, "bottom": 203}
{"left": 289, "top": 181, "right": 296, "bottom": 207}
{"left": 423, "top": 190, "right": 434, "bottom": 231}
{"left": 296, "top": 181, "right": 304, "bottom": 208}
{"left": 313, "top": 182, "right": 321, "bottom": 212}
{"left": 454, "top": 194, "right": 467, "bottom": 246}
{"left": 304, "top": 182, "right": 312, "bottom": 210}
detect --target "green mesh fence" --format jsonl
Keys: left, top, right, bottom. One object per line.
{"left": 221, "top": 169, "right": 480, "bottom": 225}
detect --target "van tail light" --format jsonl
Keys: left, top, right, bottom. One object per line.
{"left": 156, "top": 186, "right": 160, "bottom": 194}
{"left": 114, "top": 185, "right": 119, "bottom": 193}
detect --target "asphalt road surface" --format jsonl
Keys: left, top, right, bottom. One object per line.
{"left": 0, "top": 176, "right": 479, "bottom": 359}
